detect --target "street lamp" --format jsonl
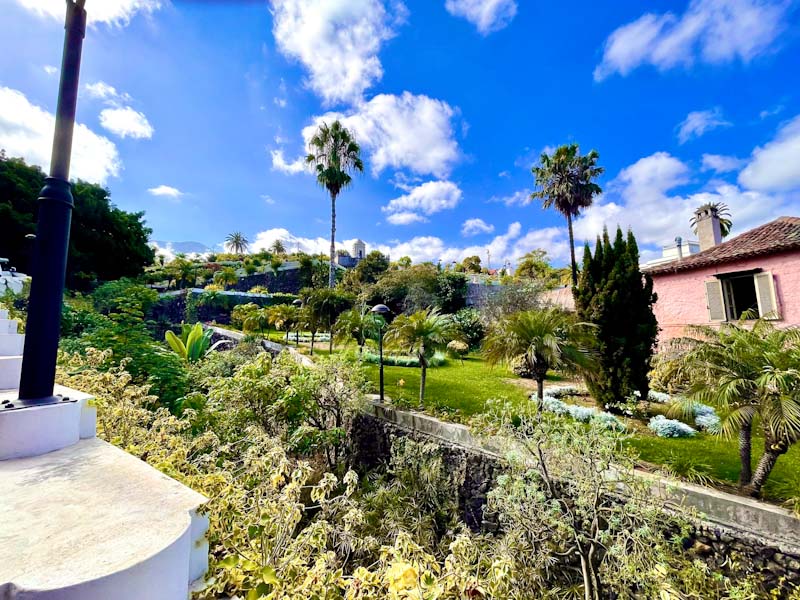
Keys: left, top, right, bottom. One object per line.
{"left": 370, "top": 304, "right": 390, "bottom": 402}
{"left": 18, "top": 0, "right": 87, "bottom": 405}
{"left": 292, "top": 298, "right": 303, "bottom": 346}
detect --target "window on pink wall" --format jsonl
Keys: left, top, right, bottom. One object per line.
{"left": 705, "top": 271, "right": 779, "bottom": 322}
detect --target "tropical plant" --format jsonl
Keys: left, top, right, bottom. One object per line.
{"left": 165, "top": 323, "right": 229, "bottom": 363}
{"left": 690, "top": 201, "right": 733, "bottom": 238}
{"left": 225, "top": 231, "right": 249, "bottom": 255}
{"left": 298, "top": 305, "right": 322, "bottom": 355}
{"left": 269, "top": 239, "right": 286, "bottom": 255}
{"left": 531, "top": 143, "right": 604, "bottom": 287}
{"left": 483, "top": 308, "right": 596, "bottom": 403}
{"left": 446, "top": 340, "right": 468, "bottom": 362}
{"left": 304, "top": 288, "right": 354, "bottom": 353}
{"left": 575, "top": 227, "right": 658, "bottom": 412}
{"left": 167, "top": 257, "right": 197, "bottom": 289}
{"left": 334, "top": 304, "right": 379, "bottom": 355}
{"left": 305, "top": 120, "right": 364, "bottom": 287}
{"left": 269, "top": 304, "right": 298, "bottom": 344}
{"left": 656, "top": 317, "right": 800, "bottom": 494}
{"left": 213, "top": 267, "right": 238, "bottom": 289}
{"left": 384, "top": 308, "right": 453, "bottom": 403}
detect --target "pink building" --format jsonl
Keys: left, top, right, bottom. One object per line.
{"left": 645, "top": 213, "right": 800, "bottom": 342}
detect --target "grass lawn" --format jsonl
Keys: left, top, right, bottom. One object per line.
{"left": 361, "top": 354, "right": 540, "bottom": 419}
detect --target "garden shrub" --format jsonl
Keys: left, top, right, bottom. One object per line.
{"left": 362, "top": 351, "right": 446, "bottom": 368}
{"left": 648, "top": 415, "right": 697, "bottom": 438}
{"left": 539, "top": 393, "right": 624, "bottom": 431}
{"left": 450, "top": 308, "right": 485, "bottom": 349}
{"left": 446, "top": 340, "right": 468, "bottom": 360}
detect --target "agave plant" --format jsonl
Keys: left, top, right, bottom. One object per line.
{"left": 165, "top": 323, "right": 230, "bottom": 363}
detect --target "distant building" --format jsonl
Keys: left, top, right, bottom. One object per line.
{"left": 336, "top": 239, "right": 368, "bottom": 269}
{"left": 642, "top": 237, "right": 700, "bottom": 269}
{"left": 644, "top": 208, "right": 800, "bottom": 341}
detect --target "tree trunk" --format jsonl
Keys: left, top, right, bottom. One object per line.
{"left": 420, "top": 361, "right": 427, "bottom": 404}
{"left": 567, "top": 212, "right": 578, "bottom": 288}
{"left": 329, "top": 191, "right": 337, "bottom": 288}
{"left": 329, "top": 324, "right": 334, "bottom": 354}
{"left": 738, "top": 418, "right": 753, "bottom": 487}
{"left": 747, "top": 437, "right": 789, "bottom": 496}
{"left": 536, "top": 378, "right": 545, "bottom": 404}
{"left": 310, "top": 332, "right": 315, "bottom": 356}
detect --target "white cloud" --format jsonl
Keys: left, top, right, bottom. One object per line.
{"left": 16, "top": 0, "right": 162, "bottom": 26}
{"left": 43, "top": 65, "right": 57, "bottom": 76}
{"left": 461, "top": 218, "right": 495, "bottom": 236}
{"left": 0, "top": 86, "right": 120, "bottom": 184}
{"left": 252, "top": 228, "right": 366, "bottom": 256}
{"left": 99, "top": 107, "right": 154, "bottom": 139}
{"left": 274, "top": 97, "right": 287, "bottom": 108}
{"left": 739, "top": 114, "right": 800, "bottom": 192}
{"left": 594, "top": 0, "right": 789, "bottom": 81}
{"left": 677, "top": 108, "right": 731, "bottom": 143}
{"left": 572, "top": 150, "right": 800, "bottom": 250}
{"left": 760, "top": 104, "right": 784, "bottom": 119}
{"left": 262, "top": 194, "right": 276, "bottom": 205}
{"left": 280, "top": 92, "right": 460, "bottom": 179}
{"left": 386, "top": 211, "right": 428, "bottom": 225}
{"left": 383, "top": 180, "right": 462, "bottom": 216}
{"left": 498, "top": 170, "right": 510, "bottom": 178}
{"left": 270, "top": 0, "right": 406, "bottom": 105}
{"left": 271, "top": 149, "right": 309, "bottom": 174}
{"left": 444, "top": 0, "right": 517, "bottom": 35}
{"left": 701, "top": 153, "right": 746, "bottom": 173}
{"left": 84, "top": 82, "right": 131, "bottom": 103}
{"left": 148, "top": 185, "right": 183, "bottom": 199}
{"left": 492, "top": 188, "right": 532, "bottom": 206}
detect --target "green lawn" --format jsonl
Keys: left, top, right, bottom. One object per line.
{"left": 361, "top": 354, "right": 535, "bottom": 419}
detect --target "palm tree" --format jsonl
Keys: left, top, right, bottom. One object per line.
{"left": 270, "top": 239, "right": 287, "bottom": 255}
{"left": 306, "top": 120, "right": 364, "bottom": 288}
{"left": 690, "top": 201, "right": 733, "bottom": 238}
{"left": 659, "top": 318, "right": 800, "bottom": 494}
{"left": 269, "top": 304, "right": 298, "bottom": 344}
{"left": 214, "top": 267, "right": 239, "bottom": 289}
{"left": 225, "top": 231, "right": 249, "bottom": 255}
{"left": 334, "top": 304, "right": 380, "bottom": 356}
{"left": 306, "top": 288, "right": 354, "bottom": 353}
{"left": 298, "top": 306, "right": 322, "bottom": 355}
{"left": 243, "top": 307, "right": 272, "bottom": 336}
{"left": 531, "top": 144, "right": 604, "bottom": 287}
{"left": 385, "top": 308, "right": 453, "bottom": 404}
{"left": 483, "top": 308, "right": 596, "bottom": 404}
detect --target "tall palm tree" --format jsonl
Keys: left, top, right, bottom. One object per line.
{"left": 659, "top": 318, "right": 800, "bottom": 494}
{"left": 690, "top": 201, "right": 733, "bottom": 238}
{"left": 385, "top": 308, "right": 453, "bottom": 404}
{"left": 225, "top": 231, "right": 249, "bottom": 255}
{"left": 483, "top": 308, "right": 596, "bottom": 404}
{"left": 531, "top": 144, "right": 604, "bottom": 287}
{"left": 306, "top": 120, "right": 364, "bottom": 288}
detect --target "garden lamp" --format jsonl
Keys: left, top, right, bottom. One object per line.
{"left": 292, "top": 298, "right": 303, "bottom": 345}
{"left": 370, "top": 304, "right": 391, "bottom": 402}
{"left": 17, "top": 0, "right": 87, "bottom": 405}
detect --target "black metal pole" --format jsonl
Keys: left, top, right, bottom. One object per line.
{"left": 378, "top": 327, "right": 384, "bottom": 403}
{"left": 18, "top": 1, "right": 87, "bottom": 404}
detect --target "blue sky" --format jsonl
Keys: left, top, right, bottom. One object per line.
{"left": 1, "top": 0, "right": 799, "bottom": 267}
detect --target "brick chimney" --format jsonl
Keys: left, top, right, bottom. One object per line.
{"left": 694, "top": 205, "right": 722, "bottom": 251}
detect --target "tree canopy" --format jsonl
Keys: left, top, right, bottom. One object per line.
{"left": 0, "top": 153, "right": 155, "bottom": 290}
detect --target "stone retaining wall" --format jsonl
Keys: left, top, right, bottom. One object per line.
{"left": 351, "top": 402, "right": 800, "bottom": 591}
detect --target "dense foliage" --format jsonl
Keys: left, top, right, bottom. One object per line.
{"left": 575, "top": 228, "right": 658, "bottom": 411}
{"left": 0, "top": 153, "right": 155, "bottom": 289}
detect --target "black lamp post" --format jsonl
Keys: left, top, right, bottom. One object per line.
{"left": 18, "top": 0, "right": 87, "bottom": 405}
{"left": 370, "top": 304, "right": 390, "bottom": 402}
{"left": 292, "top": 298, "right": 303, "bottom": 346}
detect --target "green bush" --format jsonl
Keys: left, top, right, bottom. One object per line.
{"left": 451, "top": 308, "right": 485, "bottom": 349}
{"left": 362, "top": 351, "right": 446, "bottom": 368}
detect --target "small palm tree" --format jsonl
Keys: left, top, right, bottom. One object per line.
{"left": 306, "top": 120, "right": 364, "bottom": 288}
{"left": 659, "top": 318, "right": 800, "bottom": 494}
{"left": 270, "top": 239, "right": 287, "bottom": 255}
{"left": 214, "top": 267, "right": 239, "bottom": 289}
{"left": 225, "top": 231, "right": 249, "bottom": 255}
{"left": 334, "top": 304, "right": 380, "bottom": 356}
{"left": 298, "top": 306, "right": 322, "bottom": 355}
{"left": 242, "top": 307, "right": 272, "bottom": 336}
{"left": 532, "top": 144, "right": 603, "bottom": 287}
{"left": 483, "top": 308, "right": 596, "bottom": 404}
{"left": 690, "top": 201, "right": 733, "bottom": 238}
{"left": 385, "top": 308, "right": 453, "bottom": 404}
{"left": 269, "top": 304, "right": 298, "bottom": 344}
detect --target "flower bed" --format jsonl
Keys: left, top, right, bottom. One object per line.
{"left": 538, "top": 386, "right": 624, "bottom": 431}
{"left": 648, "top": 415, "right": 697, "bottom": 438}
{"left": 362, "top": 351, "right": 446, "bottom": 368}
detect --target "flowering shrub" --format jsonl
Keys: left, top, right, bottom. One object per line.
{"left": 446, "top": 340, "right": 469, "bottom": 360}
{"left": 648, "top": 415, "right": 697, "bottom": 438}
{"left": 540, "top": 391, "right": 625, "bottom": 431}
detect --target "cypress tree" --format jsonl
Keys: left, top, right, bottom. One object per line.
{"left": 574, "top": 226, "right": 658, "bottom": 410}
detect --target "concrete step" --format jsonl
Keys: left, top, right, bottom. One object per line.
{"left": 0, "top": 319, "right": 18, "bottom": 335}
{"left": 0, "top": 334, "right": 24, "bottom": 357}
{"left": 0, "top": 355, "right": 22, "bottom": 390}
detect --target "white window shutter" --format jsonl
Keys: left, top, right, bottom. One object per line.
{"left": 705, "top": 280, "right": 726, "bottom": 322}
{"left": 754, "top": 272, "right": 780, "bottom": 320}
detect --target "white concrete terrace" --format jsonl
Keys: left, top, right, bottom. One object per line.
{"left": 0, "top": 310, "right": 209, "bottom": 599}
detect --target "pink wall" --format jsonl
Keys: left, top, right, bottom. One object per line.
{"left": 651, "top": 250, "right": 800, "bottom": 341}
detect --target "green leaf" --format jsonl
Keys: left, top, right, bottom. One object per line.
{"left": 261, "top": 566, "right": 279, "bottom": 585}
{"left": 218, "top": 555, "right": 238, "bottom": 568}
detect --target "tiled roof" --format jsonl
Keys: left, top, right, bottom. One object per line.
{"left": 646, "top": 216, "right": 800, "bottom": 275}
